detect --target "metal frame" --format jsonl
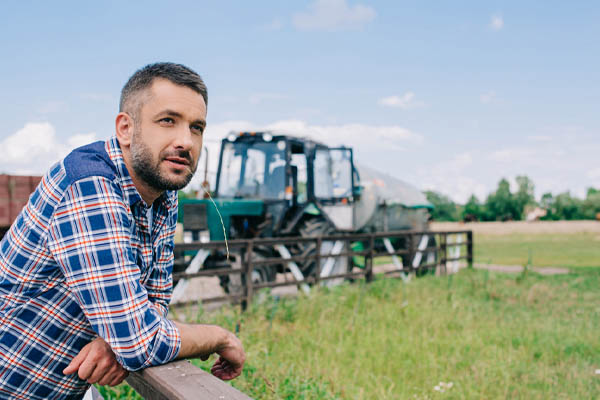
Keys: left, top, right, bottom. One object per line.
{"left": 170, "top": 230, "right": 473, "bottom": 310}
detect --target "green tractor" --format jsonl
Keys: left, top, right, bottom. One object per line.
{"left": 177, "top": 131, "right": 434, "bottom": 294}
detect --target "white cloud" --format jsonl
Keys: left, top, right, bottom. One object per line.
{"left": 378, "top": 92, "right": 424, "bottom": 109}
{"left": 293, "top": 0, "right": 376, "bottom": 31}
{"left": 489, "top": 14, "right": 503, "bottom": 31}
{"left": 194, "top": 119, "right": 423, "bottom": 190}
{"left": 0, "top": 123, "right": 97, "bottom": 175}
{"left": 479, "top": 91, "right": 496, "bottom": 104}
{"left": 203, "top": 119, "right": 424, "bottom": 149}
{"left": 418, "top": 152, "right": 488, "bottom": 203}
{"left": 263, "top": 119, "right": 424, "bottom": 147}
{"left": 67, "top": 133, "right": 98, "bottom": 148}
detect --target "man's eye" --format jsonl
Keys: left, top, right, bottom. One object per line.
{"left": 159, "top": 117, "right": 175, "bottom": 124}
{"left": 191, "top": 125, "right": 204, "bottom": 135}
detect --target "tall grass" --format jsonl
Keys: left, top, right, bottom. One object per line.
{"left": 160, "top": 268, "right": 599, "bottom": 399}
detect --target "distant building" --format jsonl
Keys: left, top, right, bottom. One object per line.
{"left": 526, "top": 207, "right": 547, "bottom": 222}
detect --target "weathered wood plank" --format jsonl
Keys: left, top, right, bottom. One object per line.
{"left": 126, "top": 360, "right": 253, "bottom": 400}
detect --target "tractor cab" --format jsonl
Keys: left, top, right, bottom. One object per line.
{"left": 179, "top": 131, "right": 359, "bottom": 245}
{"left": 215, "top": 132, "right": 358, "bottom": 207}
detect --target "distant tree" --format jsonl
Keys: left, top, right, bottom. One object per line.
{"left": 540, "top": 192, "right": 553, "bottom": 209}
{"left": 462, "top": 194, "right": 484, "bottom": 221}
{"left": 581, "top": 188, "right": 600, "bottom": 219}
{"left": 514, "top": 175, "right": 536, "bottom": 219}
{"left": 539, "top": 192, "right": 555, "bottom": 220}
{"left": 545, "top": 192, "right": 583, "bottom": 220}
{"left": 424, "top": 190, "right": 460, "bottom": 221}
{"left": 484, "top": 178, "right": 520, "bottom": 221}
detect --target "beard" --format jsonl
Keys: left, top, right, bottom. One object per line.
{"left": 130, "top": 130, "right": 197, "bottom": 192}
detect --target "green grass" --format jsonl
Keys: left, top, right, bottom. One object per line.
{"left": 98, "top": 268, "right": 600, "bottom": 399}
{"left": 98, "top": 230, "right": 600, "bottom": 399}
{"left": 475, "top": 232, "right": 600, "bottom": 268}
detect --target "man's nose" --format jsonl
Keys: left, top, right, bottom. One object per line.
{"left": 173, "top": 126, "right": 194, "bottom": 150}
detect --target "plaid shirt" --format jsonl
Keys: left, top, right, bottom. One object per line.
{"left": 0, "top": 137, "right": 181, "bottom": 399}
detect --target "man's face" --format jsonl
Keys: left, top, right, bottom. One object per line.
{"left": 129, "top": 79, "right": 206, "bottom": 193}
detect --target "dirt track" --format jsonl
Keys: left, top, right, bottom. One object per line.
{"left": 430, "top": 220, "right": 600, "bottom": 235}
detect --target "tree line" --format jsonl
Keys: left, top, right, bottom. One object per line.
{"left": 425, "top": 176, "right": 600, "bottom": 222}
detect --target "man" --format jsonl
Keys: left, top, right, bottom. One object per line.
{"left": 0, "top": 63, "right": 245, "bottom": 399}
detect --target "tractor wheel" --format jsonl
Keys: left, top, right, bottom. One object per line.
{"left": 294, "top": 218, "right": 350, "bottom": 285}
{"left": 294, "top": 218, "right": 333, "bottom": 278}
{"left": 220, "top": 251, "right": 277, "bottom": 296}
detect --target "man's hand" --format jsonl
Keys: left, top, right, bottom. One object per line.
{"left": 211, "top": 331, "right": 245, "bottom": 380}
{"left": 63, "top": 337, "right": 129, "bottom": 386}
{"left": 174, "top": 322, "right": 246, "bottom": 381}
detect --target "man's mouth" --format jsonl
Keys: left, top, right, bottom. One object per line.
{"left": 164, "top": 156, "right": 191, "bottom": 166}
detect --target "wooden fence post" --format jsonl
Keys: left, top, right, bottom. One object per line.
{"left": 407, "top": 233, "right": 415, "bottom": 272}
{"left": 467, "top": 231, "right": 473, "bottom": 269}
{"left": 440, "top": 233, "right": 447, "bottom": 275}
{"left": 315, "top": 236, "right": 322, "bottom": 286}
{"left": 365, "top": 235, "right": 374, "bottom": 283}
{"left": 242, "top": 241, "right": 254, "bottom": 311}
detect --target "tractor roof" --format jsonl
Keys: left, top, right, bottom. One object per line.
{"left": 227, "top": 131, "right": 330, "bottom": 148}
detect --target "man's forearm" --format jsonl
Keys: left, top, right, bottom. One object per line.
{"left": 172, "top": 321, "right": 245, "bottom": 380}
{"left": 173, "top": 322, "right": 230, "bottom": 359}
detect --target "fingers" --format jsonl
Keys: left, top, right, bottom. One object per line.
{"left": 87, "top": 358, "right": 114, "bottom": 384}
{"left": 63, "top": 342, "right": 92, "bottom": 375}
{"left": 211, "top": 357, "right": 242, "bottom": 381}
{"left": 77, "top": 355, "right": 99, "bottom": 381}
{"left": 108, "top": 370, "right": 129, "bottom": 387}
{"left": 98, "top": 366, "right": 128, "bottom": 386}
{"left": 63, "top": 336, "right": 127, "bottom": 387}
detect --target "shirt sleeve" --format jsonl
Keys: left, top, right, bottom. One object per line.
{"left": 47, "top": 176, "right": 181, "bottom": 371}
{"left": 146, "top": 222, "right": 177, "bottom": 317}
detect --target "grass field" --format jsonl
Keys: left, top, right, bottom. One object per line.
{"left": 475, "top": 232, "right": 600, "bottom": 268}
{"left": 101, "top": 268, "right": 600, "bottom": 399}
{"left": 432, "top": 221, "right": 600, "bottom": 268}
{"left": 98, "top": 222, "right": 600, "bottom": 399}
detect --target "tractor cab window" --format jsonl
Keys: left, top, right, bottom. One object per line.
{"left": 330, "top": 149, "right": 353, "bottom": 198}
{"left": 314, "top": 149, "right": 333, "bottom": 198}
{"left": 218, "top": 141, "right": 286, "bottom": 199}
{"left": 313, "top": 148, "right": 353, "bottom": 200}
{"left": 291, "top": 152, "right": 308, "bottom": 203}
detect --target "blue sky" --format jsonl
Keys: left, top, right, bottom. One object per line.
{"left": 1, "top": 1, "right": 599, "bottom": 202}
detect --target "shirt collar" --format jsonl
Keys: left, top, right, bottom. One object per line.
{"left": 105, "top": 136, "right": 178, "bottom": 209}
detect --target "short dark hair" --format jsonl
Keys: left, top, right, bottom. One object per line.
{"left": 120, "top": 62, "right": 207, "bottom": 120}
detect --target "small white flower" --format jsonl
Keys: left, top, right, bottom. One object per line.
{"left": 595, "top": 369, "right": 600, "bottom": 375}
{"left": 434, "top": 385, "right": 441, "bottom": 391}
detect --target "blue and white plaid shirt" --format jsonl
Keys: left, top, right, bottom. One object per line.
{"left": 0, "top": 137, "right": 181, "bottom": 399}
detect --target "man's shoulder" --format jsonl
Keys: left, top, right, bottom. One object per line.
{"left": 63, "top": 141, "right": 118, "bottom": 184}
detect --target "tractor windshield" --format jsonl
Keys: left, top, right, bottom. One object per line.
{"left": 314, "top": 148, "right": 353, "bottom": 200}
{"left": 218, "top": 140, "right": 287, "bottom": 199}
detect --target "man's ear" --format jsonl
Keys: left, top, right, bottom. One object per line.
{"left": 115, "top": 112, "right": 134, "bottom": 146}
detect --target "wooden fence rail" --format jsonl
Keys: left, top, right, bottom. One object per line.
{"left": 171, "top": 229, "right": 473, "bottom": 309}
{"left": 126, "top": 360, "right": 252, "bottom": 400}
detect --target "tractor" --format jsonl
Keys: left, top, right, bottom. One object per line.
{"left": 177, "top": 131, "right": 435, "bottom": 294}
